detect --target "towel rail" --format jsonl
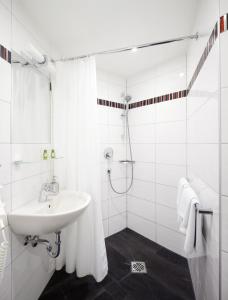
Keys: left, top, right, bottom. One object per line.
{"left": 194, "top": 203, "right": 213, "bottom": 215}
{"left": 194, "top": 204, "right": 213, "bottom": 248}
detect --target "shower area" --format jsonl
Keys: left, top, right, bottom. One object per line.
{"left": 96, "top": 22, "right": 220, "bottom": 299}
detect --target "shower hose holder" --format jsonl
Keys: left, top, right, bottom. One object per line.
{"left": 24, "top": 231, "right": 61, "bottom": 258}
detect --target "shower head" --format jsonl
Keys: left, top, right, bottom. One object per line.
{"left": 124, "top": 95, "right": 132, "bottom": 103}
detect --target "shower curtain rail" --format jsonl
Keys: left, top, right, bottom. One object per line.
{"left": 55, "top": 33, "right": 198, "bottom": 62}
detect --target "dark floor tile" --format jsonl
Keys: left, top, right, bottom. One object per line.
{"left": 63, "top": 275, "right": 105, "bottom": 300}
{"left": 144, "top": 251, "right": 195, "bottom": 299}
{"left": 40, "top": 228, "right": 195, "bottom": 300}
{"left": 106, "top": 229, "right": 161, "bottom": 263}
{"left": 39, "top": 287, "right": 67, "bottom": 300}
{"left": 94, "top": 292, "right": 114, "bottom": 300}
{"left": 120, "top": 274, "right": 184, "bottom": 300}
{"left": 105, "top": 280, "right": 127, "bottom": 300}
{"left": 106, "top": 245, "right": 130, "bottom": 280}
{"left": 157, "top": 247, "right": 189, "bottom": 269}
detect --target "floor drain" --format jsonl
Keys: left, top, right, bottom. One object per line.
{"left": 131, "top": 261, "right": 147, "bottom": 273}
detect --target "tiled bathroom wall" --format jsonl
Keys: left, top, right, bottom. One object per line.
{"left": 186, "top": 0, "right": 220, "bottom": 299}
{"left": 0, "top": 0, "right": 58, "bottom": 299}
{"left": 220, "top": 1, "right": 228, "bottom": 299}
{"left": 126, "top": 56, "right": 187, "bottom": 256}
{"left": 97, "top": 70, "right": 127, "bottom": 237}
{"left": 0, "top": 1, "right": 12, "bottom": 299}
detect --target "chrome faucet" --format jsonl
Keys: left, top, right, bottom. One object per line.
{"left": 39, "top": 176, "right": 59, "bottom": 202}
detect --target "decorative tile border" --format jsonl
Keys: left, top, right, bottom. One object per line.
{"left": 98, "top": 14, "right": 228, "bottom": 110}
{"left": 97, "top": 98, "right": 125, "bottom": 109}
{"left": 129, "top": 90, "right": 187, "bottom": 109}
{"left": 187, "top": 22, "right": 218, "bottom": 93}
{"left": 0, "top": 44, "right": 11, "bottom": 63}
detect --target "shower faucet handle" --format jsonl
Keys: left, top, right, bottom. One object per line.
{"left": 104, "top": 147, "right": 113, "bottom": 160}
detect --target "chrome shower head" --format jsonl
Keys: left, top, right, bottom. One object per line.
{"left": 124, "top": 95, "right": 132, "bottom": 103}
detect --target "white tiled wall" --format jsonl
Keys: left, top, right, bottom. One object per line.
{"left": 126, "top": 56, "right": 187, "bottom": 257}
{"left": 0, "top": 1, "right": 55, "bottom": 299}
{"left": 97, "top": 70, "right": 127, "bottom": 237}
{"left": 0, "top": 1, "right": 12, "bottom": 299}
{"left": 187, "top": 0, "right": 220, "bottom": 299}
{"left": 220, "top": 0, "right": 228, "bottom": 298}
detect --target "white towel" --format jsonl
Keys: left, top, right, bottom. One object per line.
{"left": 178, "top": 187, "right": 198, "bottom": 233}
{"left": 177, "top": 177, "right": 189, "bottom": 209}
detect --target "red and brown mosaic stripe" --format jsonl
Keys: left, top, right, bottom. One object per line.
{"left": 0, "top": 44, "right": 11, "bottom": 63}
{"left": 97, "top": 98, "right": 126, "bottom": 109}
{"left": 128, "top": 90, "right": 187, "bottom": 109}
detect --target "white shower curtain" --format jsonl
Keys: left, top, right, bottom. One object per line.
{"left": 53, "top": 57, "right": 108, "bottom": 282}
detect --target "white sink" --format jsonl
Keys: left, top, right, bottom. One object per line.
{"left": 8, "top": 190, "right": 91, "bottom": 235}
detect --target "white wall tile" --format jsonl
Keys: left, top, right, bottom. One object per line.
{"left": 130, "top": 124, "right": 155, "bottom": 143}
{"left": 156, "top": 98, "right": 186, "bottom": 123}
{"left": 108, "top": 213, "right": 126, "bottom": 236}
{"left": 0, "top": 1, "right": 11, "bottom": 49}
{"left": 157, "top": 225, "right": 185, "bottom": 257}
{"left": 156, "top": 144, "right": 186, "bottom": 166}
{"left": 127, "top": 212, "right": 156, "bottom": 241}
{"left": 130, "top": 143, "right": 155, "bottom": 163}
{"left": 221, "top": 31, "right": 228, "bottom": 88}
{"left": 0, "top": 101, "right": 10, "bottom": 143}
{"left": 129, "top": 105, "right": 156, "bottom": 125}
{"left": 133, "top": 162, "right": 155, "bottom": 182}
{"left": 12, "top": 246, "right": 53, "bottom": 300}
{"left": 221, "top": 88, "right": 228, "bottom": 143}
{"left": 156, "top": 184, "right": 177, "bottom": 209}
{"left": 108, "top": 125, "right": 125, "bottom": 144}
{"left": 156, "top": 121, "right": 186, "bottom": 143}
{"left": 127, "top": 196, "right": 155, "bottom": 222}
{"left": 222, "top": 145, "right": 228, "bottom": 195}
{"left": 222, "top": 196, "right": 228, "bottom": 252}
{"left": 128, "top": 179, "right": 155, "bottom": 202}
{"left": 11, "top": 173, "right": 50, "bottom": 210}
{"left": 187, "top": 91, "right": 219, "bottom": 143}
{"left": 156, "top": 204, "right": 179, "bottom": 232}
{"left": 222, "top": 251, "right": 228, "bottom": 300}
{"left": 220, "top": 0, "right": 228, "bottom": 15}
{"left": 0, "top": 144, "right": 11, "bottom": 185}
{"left": 12, "top": 144, "right": 51, "bottom": 182}
{"left": 0, "top": 60, "right": 11, "bottom": 103}
{"left": 109, "top": 196, "right": 126, "bottom": 217}
{"left": 188, "top": 143, "right": 219, "bottom": 193}
{"left": 156, "top": 164, "right": 186, "bottom": 187}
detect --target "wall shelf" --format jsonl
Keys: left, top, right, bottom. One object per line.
{"left": 13, "top": 157, "right": 64, "bottom": 166}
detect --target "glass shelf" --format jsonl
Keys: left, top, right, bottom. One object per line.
{"left": 13, "top": 157, "right": 64, "bottom": 165}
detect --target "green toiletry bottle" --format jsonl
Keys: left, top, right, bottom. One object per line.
{"left": 43, "top": 149, "right": 48, "bottom": 160}
{"left": 51, "top": 149, "right": 56, "bottom": 159}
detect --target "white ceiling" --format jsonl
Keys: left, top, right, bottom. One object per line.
{"left": 15, "top": 0, "right": 198, "bottom": 77}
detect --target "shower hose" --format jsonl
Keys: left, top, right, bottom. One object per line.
{"left": 107, "top": 112, "right": 134, "bottom": 194}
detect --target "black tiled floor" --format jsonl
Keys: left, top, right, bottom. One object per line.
{"left": 39, "top": 228, "right": 195, "bottom": 300}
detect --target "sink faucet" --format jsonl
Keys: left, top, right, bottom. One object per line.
{"left": 39, "top": 176, "right": 59, "bottom": 202}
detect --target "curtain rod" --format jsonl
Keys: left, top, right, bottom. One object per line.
{"left": 55, "top": 33, "right": 198, "bottom": 62}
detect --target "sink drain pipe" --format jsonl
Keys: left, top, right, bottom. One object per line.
{"left": 24, "top": 231, "right": 61, "bottom": 258}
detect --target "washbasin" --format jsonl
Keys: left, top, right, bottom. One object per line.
{"left": 8, "top": 190, "right": 91, "bottom": 235}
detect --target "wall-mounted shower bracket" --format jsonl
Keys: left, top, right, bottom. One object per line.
{"left": 24, "top": 231, "right": 61, "bottom": 258}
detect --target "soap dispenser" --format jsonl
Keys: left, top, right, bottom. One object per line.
{"left": 51, "top": 149, "right": 56, "bottom": 159}
{"left": 51, "top": 176, "right": 59, "bottom": 194}
{"left": 43, "top": 149, "right": 48, "bottom": 160}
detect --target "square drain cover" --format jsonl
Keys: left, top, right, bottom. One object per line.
{"left": 131, "top": 261, "right": 147, "bottom": 273}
